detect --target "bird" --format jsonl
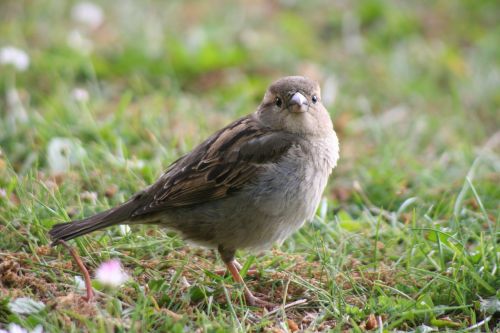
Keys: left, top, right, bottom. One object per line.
{"left": 49, "top": 76, "right": 340, "bottom": 307}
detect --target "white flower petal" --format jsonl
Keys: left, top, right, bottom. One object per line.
{"left": 95, "top": 259, "right": 129, "bottom": 287}
{"left": 47, "top": 137, "right": 86, "bottom": 174}
{"left": 8, "top": 297, "right": 45, "bottom": 315}
{"left": 74, "top": 275, "right": 86, "bottom": 290}
{"left": 119, "top": 224, "right": 131, "bottom": 236}
{"left": 7, "top": 324, "right": 27, "bottom": 333}
{"left": 2, "top": 324, "right": 43, "bottom": 333}
{"left": 127, "top": 159, "right": 145, "bottom": 169}
{"left": 0, "top": 46, "right": 30, "bottom": 71}
{"left": 71, "top": 2, "right": 104, "bottom": 29}
{"left": 67, "top": 30, "right": 93, "bottom": 54}
{"left": 71, "top": 87, "right": 89, "bottom": 102}
{"left": 31, "top": 325, "right": 44, "bottom": 333}
{"left": 80, "top": 191, "right": 98, "bottom": 205}
{"left": 6, "top": 87, "right": 28, "bottom": 124}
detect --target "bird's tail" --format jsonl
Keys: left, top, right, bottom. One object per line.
{"left": 49, "top": 200, "right": 139, "bottom": 245}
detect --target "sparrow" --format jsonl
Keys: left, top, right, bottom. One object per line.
{"left": 49, "top": 76, "right": 340, "bottom": 307}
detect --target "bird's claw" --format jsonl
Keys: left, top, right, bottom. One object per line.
{"left": 244, "top": 291, "right": 276, "bottom": 309}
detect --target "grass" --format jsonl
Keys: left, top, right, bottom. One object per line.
{"left": 0, "top": 0, "right": 499, "bottom": 332}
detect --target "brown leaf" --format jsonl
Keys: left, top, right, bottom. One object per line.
{"left": 53, "top": 292, "right": 97, "bottom": 316}
{"left": 365, "top": 314, "right": 378, "bottom": 330}
{"left": 105, "top": 185, "right": 118, "bottom": 198}
{"left": 36, "top": 245, "right": 52, "bottom": 256}
{"left": 287, "top": 319, "right": 299, "bottom": 332}
{"left": 160, "top": 308, "right": 183, "bottom": 321}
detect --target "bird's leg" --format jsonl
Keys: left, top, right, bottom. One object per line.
{"left": 57, "top": 240, "right": 94, "bottom": 302}
{"left": 218, "top": 246, "right": 274, "bottom": 308}
{"left": 214, "top": 259, "right": 241, "bottom": 275}
{"left": 213, "top": 259, "right": 259, "bottom": 277}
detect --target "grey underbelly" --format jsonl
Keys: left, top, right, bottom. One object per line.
{"left": 160, "top": 162, "right": 329, "bottom": 252}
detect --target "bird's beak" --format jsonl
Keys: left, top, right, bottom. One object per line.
{"left": 288, "top": 92, "right": 309, "bottom": 113}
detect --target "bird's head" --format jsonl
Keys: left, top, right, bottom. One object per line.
{"left": 256, "top": 76, "right": 333, "bottom": 137}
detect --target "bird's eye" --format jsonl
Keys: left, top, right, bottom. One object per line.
{"left": 312, "top": 95, "right": 318, "bottom": 104}
{"left": 275, "top": 97, "right": 282, "bottom": 107}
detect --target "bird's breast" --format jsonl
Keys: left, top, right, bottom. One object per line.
{"left": 244, "top": 132, "right": 339, "bottom": 243}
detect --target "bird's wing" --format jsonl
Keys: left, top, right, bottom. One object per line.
{"left": 130, "top": 115, "right": 299, "bottom": 217}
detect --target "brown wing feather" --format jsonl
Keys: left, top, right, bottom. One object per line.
{"left": 130, "top": 115, "right": 298, "bottom": 217}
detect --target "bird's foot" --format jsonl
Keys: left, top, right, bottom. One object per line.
{"left": 221, "top": 256, "right": 275, "bottom": 309}
{"left": 244, "top": 290, "right": 276, "bottom": 309}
